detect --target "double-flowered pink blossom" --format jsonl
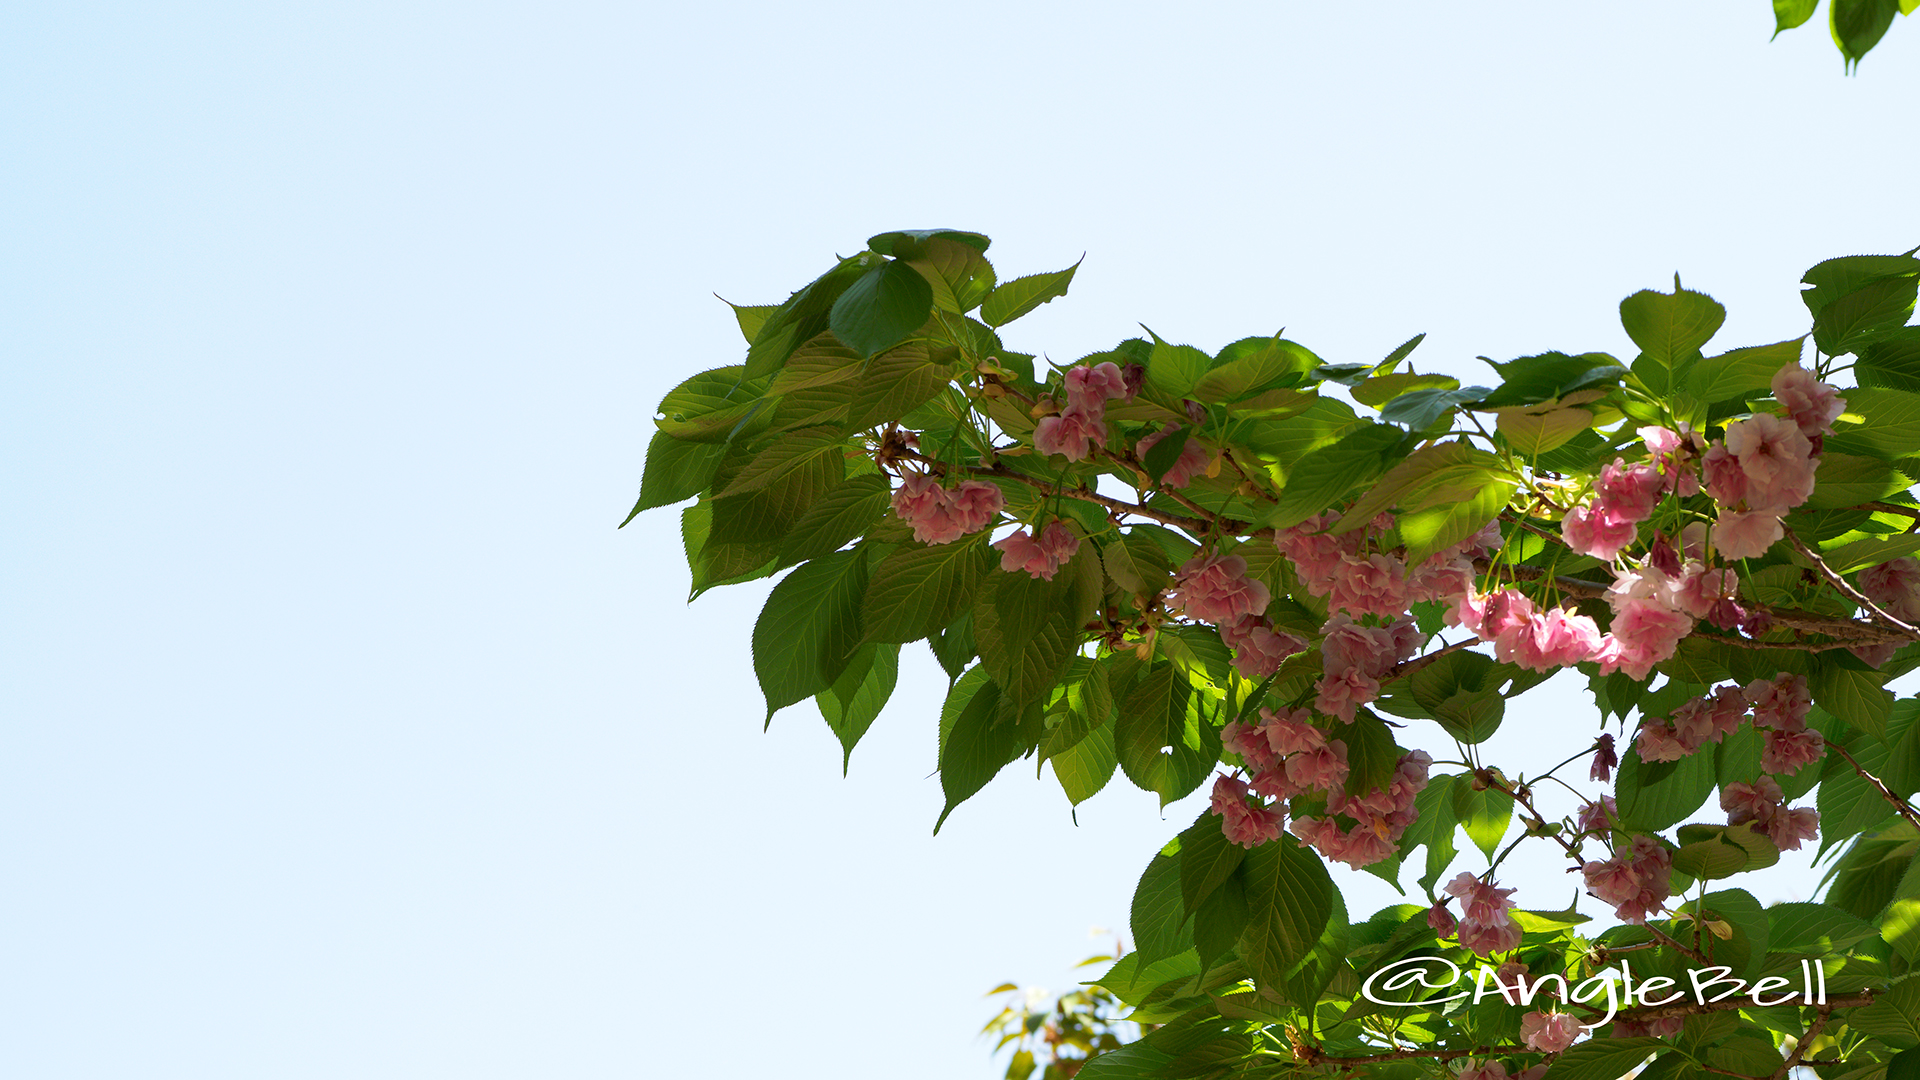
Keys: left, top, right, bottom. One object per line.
{"left": 1613, "top": 1016, "right": 1685, "bottom": 1039}
{"left": 1032, "top": 361, "right": 1128, "bottom": 462}
{"left": 1456, "top": 1061, "right": 1510, "bottom": 1080}
{"left": 1208, "top": 774, "right": 1286, "bottom": 849}
{"left": 1219, "top": 616, "right": 1306, "bottom": 679}
{"left": 1498, "top": 606, "right": 1605, "bottom": 672}
{"left": 1315, "top": 614, "right": 1418, "bottom": 722}
{"left": 1640, "top": 425, "right": 1702, "bottom": 496}
{"left": 1638, "top": 684, "right": 1749, "bottom": 762}
{"left": 1577, "top": 795, "right": 1616, "bottom": 832}
{"left": 1724, "top": 412, "right": 1819, "bottom": 512}
{"left": 1722, "top": 776, "right": 1821, "bottom": 851}
{"left": 1426, "top": 900, "right": 1457, "bottom": 935}
{"left": 1592, "top": 566, "right": 1697, "bottom": 681}
{"left": 1860, "top": 557, "right": 1920, "bottom": 623}
{"left": 1772, "top": 363, "right": 1846, "bottom": 438}
{"left": 992, "top": 520, "right": 1079, "bottom": 581}
{"left": 1520, "top": 1010, "right": 1584, "bottom": 1053}
{"left": 1328, "top": 553, "right": 1412, "bottom": 619}
{"left": 1273, "top": 513, "right": 1357, "bottom": 595}
{"left": 1561, "top": 457, "right": 1665, "bottom": 560}
{"left": 1581, "top": 834, "right": 1672, "bottom": 924}
{"left": 1712, "top": 509, "right": 1786, "bottom": 560}
{"left": 1134, "top": 424, "right": 1212, "bottom": 489}
{"left": 1441, "top": 873, "right": 1523, "bottom": 957}
{"left": 1295, "top": 751, "right": 1432, "bottom": 869}
{"left": 1168, "top": 552, "right": 1271, "bottom": 625}
{"left": 891, "top": 474, "right": 1005, "bottom": 544}
{"left": 1746, "top": 672, "right": 1825, "bottom": 774}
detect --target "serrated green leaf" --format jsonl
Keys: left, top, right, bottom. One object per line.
{"left": 752, "top": 548, "right": 870, "bottom": 719}
{"left": 1451, "top": 781, "right": 1513, "bottom": 862}
{"left": 1050, "top": 719, "right": 1117, "bottom": 805}
{"left": 862, "top": 534, "right": 995, "bottom": 644}
{"left": 1615, "top": 739, "right": 1716, "bottom": 831}
{"left": 1687, "top": 338, "right": 1805, "bottom": 402}
{"left": 1258, "top": 423, "right": 1407, "bottom": 530}
{"left": 816, "top": 642, "right": 898, "bottom": 772}
{"left": 1621, "top": 283, "right": 1726, "bottom": 393}
{"left": 626, "top": 431, "right": 728, "bottom": 523}
{"left": 1235, "top": 836, "right": 1335, "bottom": 989}
{"left": 980, "top": 259, "right": 1081, "bottom": 328}
{"left": 828, "top": 260, "right": 934, "bottom": 359}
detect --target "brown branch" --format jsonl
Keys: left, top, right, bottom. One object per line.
{"left": 1613, "top": 991, "right": 1875, "bottom": 1025}
{"left": 1300, "top": 1042, "right": 1534, "bottom": 1067}
{"left": 1863, "top": 501, "right": 1920, "bottom": 520}
{"left": 1641, "top": 924, "right": 1712, "bottom": 967}
{"left": 1825, "top": 741, "right": 1920, "bottom": 831}
{"left": 1769, "top": 1005, "right": 1830, "bottom": 1080}
{"left": 1785, "top": 526, "right": 1920, "bottom": 643}
{"left": 1384, "top": 638, "right": 1479, "bottom": 682}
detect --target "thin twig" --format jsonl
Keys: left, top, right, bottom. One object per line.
{"left": 1825, "top": 741, "right": 1920, "bottom": 830}
{"left": 1785, "top": 526, "right": 1920, "bottom": 642}
{"left": 1769, "top": 1005, "right": 1831, "bottom": 1080}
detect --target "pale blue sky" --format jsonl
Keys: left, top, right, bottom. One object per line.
{"left": 4, "top": 4, "right": 1916, "bottom": 1078}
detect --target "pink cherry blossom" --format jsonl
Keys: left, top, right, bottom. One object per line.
{"left": 1721, "top": 777, "right": 1783, "bottom": 826}
{"left": 1725, "top": 412, "right": 1819, "bottom": 513}
{"left": 1712, "top": 509, "right": 1784, "bottom": 560}
{"left": 1258, "top": 706, "right": 1326, "bottom": 756}
{"left": 1445, "top": 873, "right": 1518, "bottom": 926}
{"left": 1314, "top": 666, "right": 1379, "bottom": 723}
{"left": 1520, "top": 1010, "right": 1584, "bottom": 1053}
{"left": 1284, "top": 741, "right": 1349, "bottom": 792}
{"left": 1499, "top": 607, "right": 1604, "bottom": 671}
{"left": 1772, "top": 363, "right": 1846, "bottom": 437}
{"left": 1701, "top": 442, "right": 1748, "bottom": 506}
{"left": 1576, "top": 795, "right": 1615, "bottom": 832}
{"left": 1768, "top": 806, "right": 1819, "bottom": 851}
{"left": 1761, "top": 728, "right": 1824, "bottom": 775}
{"left": 1031, "top": 409, "right": 1107, "bottom": 462}
{"left": 1329, "top": 553, "right": 1411, "bottom": 619}
{"left": 1457, "top": 919, "right": 1523, "bottom": 957}
{"left": 1745, "top": 674, "right": 1811, "bottom": 731}
{"left": 1635, "top": 722, "right": 1689, "bottom": 762}
{"left": 1220, "top": 720, "right": 1279, "bottom": 775}
{"left": 1208, "top": 774, "right": 1286, "bottom": 848}
{"left": 1456, "top": 1061, "right": 1510, "bottom": 1080}
{"left": 892, "top": 475, "right": 1004, "bottom": 544}
{"left": 992, "top": 520, "right": 1079, "bottom": 580}
{"left": 1135, "top": 424, "right": 1212, "bottom": 489}
{"left": 1561, "top": 502, "right": 1641, "bottom": 560}
{"left": 1168, "top": 552, "right": 1271, "bottom": 624}
{"left": 1274, "top": 514, "right": 1353, "bottom": 594}
{"left": 1591, "top": 735, "right": 1619, "bottom": 783}
{"left": 890, "top": 472, "right": 944, "bottom": 521}
{"left": 1426, "top": 901, "right": 1457, "bottom": 935}
{"left": 1064, "top": 361, "right": 1127, "bottom": 412}
{"left": 1596, "top": 458, "right": 1665, "bottom": 521}
{"left": 1582, "top": 858, "right": 1640, "bottom": 907}
{"left": 1670, "top": 563, "right": 1738, "bottom": 619}
{"left": 1860, "top": 557, "right": 1920, "bottom": 623}
{"left": 1220, "top": 616, "right": 1306, "bottom": 679}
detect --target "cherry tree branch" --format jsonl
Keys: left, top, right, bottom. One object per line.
{"left": 1784, "top": 526, "right": 1920, "bottom": 642}
{"left": 1824, "top": 741, "right": 1920, "bottom": 831}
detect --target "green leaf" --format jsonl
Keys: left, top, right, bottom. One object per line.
{"left": 1408, "top": 651, "right": 1507, "bottom": 744}
{"left": 746, "top": 255, "right": 872, "bottom": 379}
{"left": 1621, "top": 282, "right": 1726, "bottom": 393}
{"left": 1141, "top": 332, "right": 1211, "bottom": 400}
{"left": 1380, "top": 332, "right": 1427, "bottom": 369}
{"left": 1859, "top": 327, "right": 1920, "bottom": 392}
{"left": 1398, "top": 478, "right": 1508, "bottom": 564}
{"left": 1686, "top": 338, "right": 1804, "bottom": 402}
{"left": 1803, "top": 255, "right": 1920, "bottom": 317}
{"left": 816, "top": 642, "right": 898, "bottom": 772}
{"left": 1050, "top": 718, "right": 1117, "bottom": 805}
{"left": 865, "top": 228, "right": 991, "bottom": 258}
{"left": 1192, "top": 869, "right": 1250, "bottom": 971}
{"left": 1235, "top": 836, "right": 1335, "bottom": 989}
{"left": 1614, "top": 739, "right": 1716, "bottom": 831}
{"left": 1883, "top": 896, "right": 1920, "bottom": 964}
{"left": 1804, "top": 453, "right": 1912, "bottom": 511}
{"left": 1141, "top": 425, "right": 1194, "bottom": 483}
{"left": 723, "top": 299, "right": 778, "bottom": 344}
{"left": 973, "top": 543, "right": 1102, "bottom": 707}
{"left": 1830, "top": 0, "right": 1901, "bottom": 67}
{"left": 626, "top": 431, "right": 728, "bottom": 523}
{"left": 906, "top": 237, "right": 997, "bottom": 314}
{"left": 1476, "top": 350, "right": 1625, "bottom": 408}
{"left": 1775, "top": 0, "right": 1819, "bottom": 34}
{"left": 1818, "top": 731, "right": 1904, "bottom": 853}
{"left": 1131, "top": 844, "right": 1195, "bottom": 966}
{"left": 828, "top": 260, "right": 934, "bottom": 359}
{"left": 1494, "top": 403, "right": 1595, "bottom": 456}
{"left": 751, "top": 548, "right": 870, "bottom": 720}
{"left": 1541, "top": 1038, "right": 1661, "bottom": 1080}
{"left": 717, "top": 425, "right": 850, "bottom": 498}
{"left": 1766, "top": 901, "right": 1883, "bottom": 954}
{"left": 706, "top": 445, "right": 843, "bottom": 551}
{"left": 1890, "top": 1047, "right": 1920, "bottom": 1080}
{"left": 1702, "top": 1033, "right": 1787, "bottom": 1078}
{"left": 774, "top": 472, "right": 891, "bottom": 567}
{"left": 1339, "top": 711, "right": 1402, "bottom": 797}
{"left": 1191, "top": 339, "right": 1321, "bottom": 404}
{"left": 861, "top": 535, "right": 995, "bottom": 644}
{"left": 929, "top": 613, "right": 976, "bottom": 679}
{"left": 1828, "top": 387, "right": 1920, "bottom": 458}
{"left": 1671, "top": 824, "right": 1761, "bottom": 880}
{"left": 1398, "top": 776, "right": 1458, "bottom": 891}
{"left": 936, "top": 676, "right": 1031, "bottom": 831}
{"left": 979, "top": 259, "right": 1081, "bottom": 328}
{"left": 1351, "top": 372, "right": 1459, "bottom": 408}
{"left": 1337, "top": 440, "right": 1504, "bottom": 531}
{"left": 1451, "top": 780, "right": 1513, "bottom": 862}
{"left": 1814, "top": 267, "right": 1919, "bottom": 355}
{"left": 1849, "top": 976, "right": 1920, "bottom": 1048}
{"left": 1114, "top": 665, "right": 1217, "bottom": 806}
{"left": 1810, "top": 659, "right": 1893, "bottom": 741}
{"left": 654, "top": 365, "right": 773, "bottom": 443}
{"left": 1179, "top": 813, "right": 1248, "bottom": 915}
{"left": 681, "top": 500, "right": 778, "bottom": 598}
{"left": 1259, "top": 423, "right": 1407, "bottom": 530}
{"left": 1377, "top": 385, "right": 1488, "bottom": 430}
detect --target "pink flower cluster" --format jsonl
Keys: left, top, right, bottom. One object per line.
{"left": 1275, "top": 516, "right": 1494, "bottom": 622}
{"left": 1722, "top": 776, "right": 1820, "bottom": 851}
{"left": 1315, "top": 614, "right": 1419, "bottom": 722}
{"left": 890, "top": 474, "right": 1005, "bottom": 544}
{"left": 1439, "top": 872, "right": 1522, "bottom": 957}
{"left": 1561, "top": 452, "right": 1666, "bottom": 561}
{"left": 1032, "top": 361, "right": 1127, "bottom": 462}
{"left": 1856, "top": 556, "right": 1920, "bottom": 666}
{"left": 1135, "top": 424, "right": 1212, "bottom": 489}
{"left": 1575, "top": 795, "right": 1615, "bottom": 833}
{"left": 1209, "top": 774, "right": 1285, "bottom": 848}
{"left": 1635, "top": 685, "right": 1748, "bottom": 762}
{"left": 1592, "top": 561, "right": 1741, "bottom": 680}
{"left": 1745, "top": 674, "right": 1824, "bottom": 775}
{"left": 1219, "top": 616, "right": 1306, "bottom": 679}
{"left": 992, "top": 521, "right": 1079, "bottom": 580}
{"left": 1168, "top": 552, "right": 1271, "bottom": 624}
{"left": 1291, "top": 750, "right": 1433, "bottom": 869}
{"left": 1581, "top": 834, "right": 1673, "bottom": 924}
{"left": 1699, "top": 364, "right": 1842, "bottom": 559}
{"left": 1520, "top": 1010, "right": 1584, "bottom": 1053}
{"left": 1446, "top": 587, "right": 1606, "bottom": 673}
